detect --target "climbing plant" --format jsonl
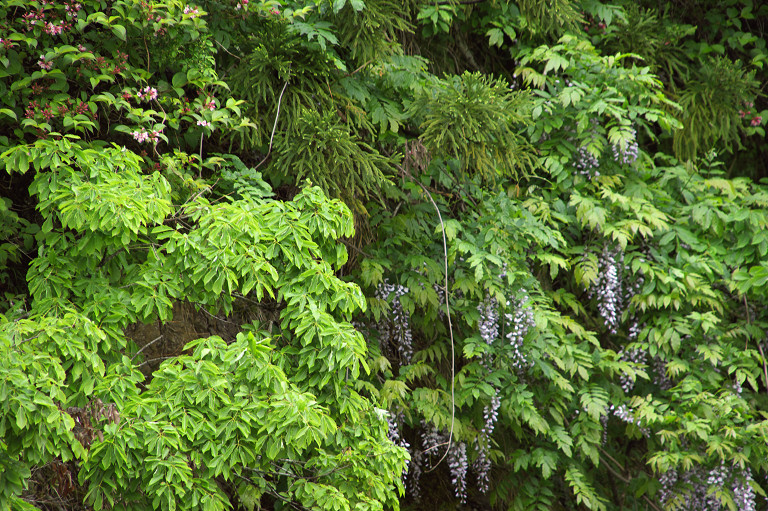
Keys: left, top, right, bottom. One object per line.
{"left": 2, "top": 0, "right": 768, "bottom": 510}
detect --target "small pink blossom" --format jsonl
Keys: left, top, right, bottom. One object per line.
{"left": 132, "top": 129, "right": 149, "bottom": 143}
{"left": 183, "top": 5, "right": 200, "bottom": 18}
{"left": 38, "top": 56, "right": 52, "bottom": 70}
{"left": 65, "top": 2, "right": 82, "bottom": 19}
{"left": 137, "top": 86, "right": 158, "bottom": 101}
{"left": 751, "top": 116, "right": 762, "bottom": 127}
{"left": 44, "top": 21, "right": 65, "bottom": 36}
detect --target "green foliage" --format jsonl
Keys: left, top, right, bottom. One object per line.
{"left": 271, "top": 108, "right": 396, "bottom": 206}
{"left": 0, "top": 1, "right": 406, "bottom": 509}
{"left": 516, "top": 0, "right": 584, "bottom": 37}
{"left": 672, "top": 57, "right": 760, "bottom": 160}
{"left": 411, "top": 72, "right": 537, "bottom": 181}
{"left": 4, "top": 0, "right": 768, "bottom": 510}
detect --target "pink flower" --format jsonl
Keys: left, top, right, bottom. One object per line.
{"left": 132, "top": 129, "right": 149, "bottom": 143}
{"left": 197, "top": 120, "right": 210, "bottom": 127}
{"left": 38, "top": 56, "right": 52, "bottom": 70}
{"left": 44, "top": 19, "right": 68, "bottom": 36}
{"left": 137, "top": 86, "right": 158, "bottom": 101}
{"left": 751, "top": 116, "right": 762, "bottom": 127}
{"left": 183, "top": 5, "right": 200, "bottom": 18}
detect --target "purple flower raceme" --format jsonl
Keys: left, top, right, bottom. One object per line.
{"left": 659, "top": 465, "right": 756, "bottom": 511}
{"left": 448, "top": 442, "right": 468, "bottom": 504}
{"left": 375, "top": 281, "right": 413, "bottom": 364}
{"left": 505, "top": 290, "right": 535, "bottom": 370}
{"left": 474, "top": 392, "right": 501, "bottom": 493}
{"left": 611, "top": 128, "right": 640, "bottom": 165}
{"left": 477, "top": 296, "right": 499, "bottom": 345}
{"left": 588, "top": 245, "right": 643, "bottom": 334}
{"left": 386, "top": 412, "right": 411, "bottom": 485}
{"left": 618, "top": 346, "right": 646, "bottom": 393}
{"left": 574, "top": 144, "right": 600, "bottom": 180}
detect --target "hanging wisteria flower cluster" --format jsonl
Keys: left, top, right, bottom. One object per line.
{"left": 477, "top": 296, "right": 499, "bottom": 345}
{"left": 572, "top": 119, "right": 602, "bottom": 179}
{"left": 590, "top": 246, "right": 623, "bottom": 333}
{"left": 618, "top": 347, "right": 646, "bottom": 393}
{"left": 611, "top": 127, "right": 640, "bottom": 165}
{"left": 412, "top": 425, "right": 448, "bottom": 500}
{"left": 574, "top": 144, "right": 601, "bottom": 180}
{"left": 416, "top": 424, "right": 487, "bottom": 503}
{"left": 474, "top": 392, "right": 501, "bottom": 493}
{"left": 448, "top": 442, "right": 469, "bottom": 504}
{"left": 588, "top": 245, "right": 642, "bottom": 335}
{"left": 505, "top": 290, "right": 535, "bottom": 370}
{"left": 375, "top": 281, "right": 413, "bottom": 364}
{"left": 732, "top": 468, "right": 757, "bottom": 511}
{"left": 386, "top": 412, "right": 411, "bottom": 482}
{"left": 652, "top": 356, "right": 673, "bottom": 390}
{"left": 658, "top": 465, "right": 757, "bottom": 511}
{"left": 607, "top": 404, "right": 649, "bottom": 437}
{"left": 434, "top": 283, "right": 446, "bottom": 319}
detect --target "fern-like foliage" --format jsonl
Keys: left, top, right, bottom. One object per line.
{"left": 673, "top": 57, "right": 759, "bottom": 160}
{"left": 228, "top": 20, "right": 339, "bottom": 148}
{"left": 411, "top": 71, "right": 537, "bottom": 182}
{"left": 331, "top": 0, "right": 414, "bottom": 64}
{"left": 271, "top": 108, "right": 396, "bottom": 208}
{"left": 598, "top": 5, "right": 696, "bottom": 85}
{"left": 517, "top": 0, "right": 583, "bottom": 38}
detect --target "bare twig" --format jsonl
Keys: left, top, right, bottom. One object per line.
{"left": 349, "top": 59, "right": 373, "bottom": 76}
{"left": 598, "top": 447, "right": 663, "bottom": 511}
{"left": 400, "top": 165, "right": 455, "bottom": 469}
{"left": 340, "top": 238, "right": 374, "bottom": 258}
{"left": 254, "top": 74, "right": 291, "bottom": 171}
{"left": 213, "top": 38, "right": 241, "bottom": 60}
{"left": 131, "top": 335, "right": 164, "bottom": 362}
{"left": 135, "top": 355, "right": 176, "bottom": 369}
